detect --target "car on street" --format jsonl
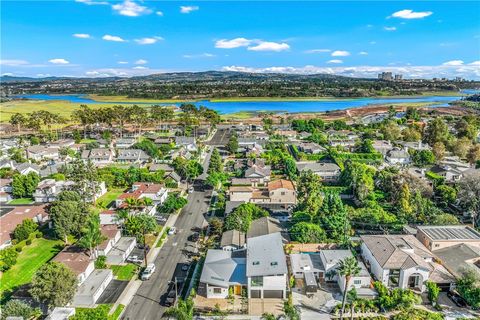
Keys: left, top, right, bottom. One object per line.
{"left": 188, "top": 186, "right": 194, "bottom": 193}
{"left": 127, "top": 255, "right": 143, "bottom": 264}
{"left": 188, "top": 232, "right": 199, "bottom": 242}
{"left": 168, "top": 227, "right": 177, "bottom": 235}
{"left": 448, "top": 291, "right": 468, "bottom": 308}
{"left": 141, "top": 263, "right": 156, "bottom": 280}
{"left": 164, "top": 288, "right": 176, "bottom": 307}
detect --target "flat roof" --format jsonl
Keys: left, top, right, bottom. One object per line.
{"left": 418, "top": 225, "right": 480, "bottom": 241}
{"left": 75, "top": 269, "right": 112, "bottom": 297}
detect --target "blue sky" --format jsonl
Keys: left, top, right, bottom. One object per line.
{"left": 1, "top": 1, "right": 479, "bottom": 79}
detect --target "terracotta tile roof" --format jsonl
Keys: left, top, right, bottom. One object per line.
{"left": 118, "top": 182, "right": 162, "bottom": 200}
{"left": 0, "top": 205, "right": 47, "bottom": 245}
{"left": 101, "top": 224, "right": 119, "bottom": 240}
{"left": 229, "top": 186, "right": 254, "bottom": 193}
{"left": 267, "top": 179, "right": 294, "bottom": 192}
{"left": 53, "top": 246, "right": 91, "bottom": 275}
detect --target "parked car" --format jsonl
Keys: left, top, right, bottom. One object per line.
{"left": 141, "top": 263, "right": 156, "bottom": 280}
{"left": 164, "top": 288, "right": 176, "bottom": 306}
{"left": 188, "top": 232, "right": 199, "bottom": 242}
{"left": 448, "top": 291, "right": 468, "bottom": 308}
{"left": 188, "top": 186, "right": 194, "bottom": 193}
{"left": 127, "top": 255, "right": 143, "bottom": 264}
{"left": 168, "top": 227, "right": 177, "bottom": 235}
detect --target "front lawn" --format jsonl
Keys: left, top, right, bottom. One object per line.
{"left": 8, "top": 198, "right": 34, "bottom": 205}
{"left": 0, "top": 237, "right": 64, "bottom": 294}
{"left": 96, "top": 188, "right": 125, "bottom": 208}
{"left": 110, "top": 264, "right": 139, "bottom": 281}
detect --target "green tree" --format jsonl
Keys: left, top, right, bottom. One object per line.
{"left": 296, "top": 170, "right": 323, "bottom": 215}
{"left": 77, "top": 213, "right": 105, "bottom": 258}
{"left": 30, "top": 262, "right": 78, "bottom": 309}
{"left": 0, "top": 246, "right": 19, "bottom": 271}
{"left": 289, "top": 222, "right": 326, "bottom": 243}
{"left": 9, "top": 113, "right": 27, "bottom": 132}
{"left": 49, "top": 199, "right": 87, "bottom": 243}
{"left": 398, "top": 183, "right": 413, "bottom": 220}
{"left": 206, "top": 172, "right": 228, "bottom": 190}
{"left": 158, "top": 194, "right": 187, "bottom": 214}
{"left": 227, "top": 134, "right": 239, "bottom": 154}
{"left": 412, "top": 150, "right": 436, "bottom": 166}
{"left": 124, "top": 214, "right": 157, "bottom": 266}
{"left": 208, "top": 148, "right": 223, "bottom": 174}
{"left": 164, "top": 297, "right": 194, "bottom": 320}
{"left": 1, "top": 299, "right": 41, "bottom": 320}
{"left": 337, "top": 257, "right": 361, "bottom": 319}
{"left": 432, "top": 142, "right": 446, "bottom": 160}
{"left": 12, "top": 174, "right": 26, "bottom": 198}
{"left": 457, "top": 171, "right": 480, "bottom": 228}
{"left": 13, "top": 218, "right": 38, "bottom": 241}
{"left": 224, "top": 203, "right": 268, "bottom": 232}
{"left": 435, "top": 184, "right": 457, "bottom": 205}
{"left": 424, "top": 117, "right": 450, "bottom": 146}
{"left": 318, "top": 192, "right": 349, "bottom": 243}
{"left": 341, "top": 161, "right": 375, "bottom": 203}
{"left": 456, "top": 269, "right": 480, "bottom": 308}
{"left": 425, "top": 281, "right": 440, "bottom": 305}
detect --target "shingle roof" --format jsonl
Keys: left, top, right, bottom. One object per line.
{"left": 200, "top": 250, "right": 246, "bottom": 288}
{"left": 53, "top": 246, "right": 92, "bottom": 275}
{"left": 246, "top": 232, "right": 287, "bottom": 277}
{"left": 221, "top": 230, "right": 246, "bottom": 248}
{"left": 295, "top": 162, "right": 340, "bottom": 173}
{"left": 247, "top": 217, "right": 283, "bottom": 239}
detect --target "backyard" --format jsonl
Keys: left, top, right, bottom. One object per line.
{"left": 0, "top": 237, "right": 64, "bottom": 295}
{"left": 96, "top": 188, "right": 125, "bottom": 208}
{"left": 110, "top": 264, "right": 139, "bottom": 281}
{"left": 7, "top": 198, "right": 34, "bottom": 205}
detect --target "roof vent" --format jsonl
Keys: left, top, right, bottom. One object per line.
{"left": 253, "top": 261, "right": 260, "bottom": 265}
{"left": 271, "top": 262, "right": 278, "bottom": 266}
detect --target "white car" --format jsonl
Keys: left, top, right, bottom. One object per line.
{"left": 168, "top": 227, "right": 177, "bottom": 235}
{"left": 188, "top": 186, "right": 194, "bottom": 194}
{"left": 141, "top": 263, "right": 156, "bottom": 280}
{"left": 127, "top": 255, "right": 143, "bottom": 264}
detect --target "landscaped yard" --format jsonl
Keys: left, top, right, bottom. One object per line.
{"left": 8, "top": 198, "right": 34, "bottom": 205}
{"left": 96, "top": 188, "right": 125, "bottom": 208}
{"left": 0, "top": 237, "right": 64, "bottom": 294}
{"left": 110, "top": 264, "right": 139, "bottom": 281}
{"left": 72, "top": 304, "right": 125, "bottom": 320}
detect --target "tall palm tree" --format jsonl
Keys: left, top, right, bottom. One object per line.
{"left": 164, "top": 297, "right": 194, "bottom": 320}
{"left": 77, "top": 214, "right": 106, "bottom": 258}
{"left": 338, "top": 257, "right": 361, "bottom": 320}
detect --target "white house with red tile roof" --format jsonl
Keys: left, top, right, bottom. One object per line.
{"left": 115, "top": 182, "right": 168, "bottom": 211}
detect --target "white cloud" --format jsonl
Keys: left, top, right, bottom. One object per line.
{"left": 134, "top": 36, "right": 163, "bottom": 45}
{"left": 221, "top": 64, "right": 480, "bottom": 80}
{"left": 84, "top": 67, "right": 166, "bottom": 77}
{"left": 112, "top": 0, "right": 151, "bottom": 17}
{"left": 247, "top": 41, "right": 290, "bottom": 52}
{"left": 469, "top": 61, "right": 480, "bottom": 66}
{"left": 102, "top": 34, "right": 126, "bottom": 42}
{"left": 118, "top": 61, "right": 129, "bottom": 64}
{"left": 215, "top": 38, "right": 253, "bottom": 49}
{"left": 133, "top": 66, "right": 148, "bottom": 70}
{"left": 331, "top": 50, "right": 350, "bottom": 57}
{"left": 134, "top": 59, "right": 148, "bottom": 65}
{"left": 183, "top": 53, "right": 216, "bottom": 58}
{"left": 180, "top": 6, "right": 199, "bottom": 14}
{"left": 369, "top": 41, "right": 377, "bottom": 45}
{"left": 390, "top": 9, "right": 433, "bottom": 19}
{"left": 36, "top": 73, "right": 51, "bottom": 77}
{"left": 75, "top": 0, "right": 109, "bottom": 5}
{"left": 305, "top": 49, "right": 331, "bottom": 54}
{"left": 442, "top": 60, "right": 464, "bottom": 66}
{"left": 2, "top": 73, "right": 14, "bottom": 76}
{"left": 384, "top": 26, "right": 397, "bottom": 31}
{"left": 0, "top": 59, "right": 29, "bottom": 66}
{"left": 359, "top": 51, "right": 369, "bottom": 55}
{"left": 49, "top": 58, "right": 69, "bottom": 64}
{"left": 327, "top": 59, "right": 343, "bottom": 64}
{"left": 73, "top": 33, "right": 91, "bottom": 39}
{"left": 156, "top": 11, "right": 164, "bottom": 16}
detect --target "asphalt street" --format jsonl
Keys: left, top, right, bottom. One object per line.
{"left": 205, "top": 128, "right": 232, "bottom": 146}
{"left": 122, "top": 150, "right": 212, "bottom": 320}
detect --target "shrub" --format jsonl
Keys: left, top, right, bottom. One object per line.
{"left": 0, "top": 247, "right": 19, "bottom": 271}
{"left": 36, "top": 231, "right": 43, "bottom": 238}
{"left": 26, "top": 239, "right": 32, "bottom": 245}
{"left": 95, "top": 255, "right": 107, "bottom": 269}
{"left": 15, "top": 246, "right": 22, "bottom": 253}
{"left": 13, "top": 218, "right": 38, "bottom": 241}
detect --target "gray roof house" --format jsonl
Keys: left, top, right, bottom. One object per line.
{"left": 435, "top": 244, "right": 480, "bottom": 278}
{"left": 295, "top": 161, "right": 341, "bottom": 182}
{"left": 81, "top": 148, "right": 114, "bottom": 165}
{"left": 199, "top": 249, "right": 247, "bottom": 298}
{"left": 386, "top": 148, "right": 411, "bottom": 165}
{"left": 247, "top": 217, "right": 284, "bottom": 240}
{"left": 246, "top": 232, "right": 288, "bottom": 299}
{"left": 220, "top": 230, "right": 246, "bottom": 251}
{"left": 15, "top": 162, "right": 41, "bottom": 175}
{"left": 116, "top": 149, "right": 151, "bottom": 164}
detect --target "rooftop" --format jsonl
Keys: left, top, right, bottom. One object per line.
{"left": 418, "top": 225, "right": 480, "bottom": 241}
{"left": 246, "top": 232, "right": 287, "bottom": 277}
{"left": 200, "top": 249, "right": 247, "bottom": 288}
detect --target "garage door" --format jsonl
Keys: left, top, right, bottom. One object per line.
{"left": 250, "top": 290, "right": 261, "bottom": 298}
{"left": 263, "top": 290, "right": 283, "bottom": 298}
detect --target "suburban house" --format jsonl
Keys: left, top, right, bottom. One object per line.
{"left": 220, "top": 230, "right": 246, "bottom": 251}
{"left": 53, "top": 246, "right": 113, "bottom": 306}
{"left": 327, "top": 131, "right": 358, "bottom": 149}
{"left": 115, "top": 138, "right": 137, "bottom": 149}
{"left": 199, "top": 249, "right": 247, "bottom": 298}
{"left": 295, "top": 142, "right": 325, "bottom": 154}
{"left": 0, "top": 178, "right": 13, "bottom": 202}
{"left": 227, "top": 179, "right": 296, "bottom": 213}
{"left": 81, "top": 148, "right": 114, "bottom": 165}
{"left": 429, "top": 165, "right": 463, "bottom": 183}
{"left": 247, "top": 216, "right": 284, "bottom": 240}
{"left": 175, "top": 136, "right": 197, "bottom": 152}
{"left": 33, "top": 179, "right": 75, "bottom": 203}
{"left": 290, "top": 253, "right": 324, "bottom": 292}
{"left": 246, "top": 232, "right": 287, "bottom": 299}
{"left": 49, "top": 139, "right": 76, "bottom": 149}
{"left": 398, "top": 141, "right": 430, "bottom": 151}
{"left": 361, "top": 235, "right": 454, "bottom": 292}
{"left": 116, "top": 149, "right": 151, "bottom": 164}
{"left": 0, "top": 205, "right": 48, "bottom": 249}
{"left": 98, "top": 225, "right": 137, "bottom": 264}
{"left": 295, "top": 161, "right": 341, "bottom": 182}
{"left": 386, "top": 148, "right": 411, "bottom": 165}
{"left": 372, "top": 140, "right": 393, "bottom": 155}
{"left": 26, "top": 145, "right": 59, "bottom": 161}
{"left": 320, "top": 250, "right": 375, "bottom": 296}
{"left": 416, "top": 225, "right": 480, "bottom": 251}
{"left": 15, "top": 163, "right": 41, "bottom": 175}
{"left": 115, "top": 182, "right": 168, "bottom": 213}
{"left": 244, "top": 159, "right": 271, "bottom": 183}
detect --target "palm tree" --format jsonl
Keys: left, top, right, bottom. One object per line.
{"left": 124, "top": 197, "right": 142, "bottom": 211}
{"left": 164, "top": 297, "right": 194, "bottom": 320}
{"left": 77, "top": 214, "right": 106, "bottom": 258}
{"left": 347, "top": 288, "right": 358, "bottom": 320}
{"left": 337, "top": 257, "right": 361, "bottom": 320}
{"left": 113, "top": 209, "right": 129, "bottom": 232}
{"left": 141, "top": 197, "right": 154, "bottom": 207}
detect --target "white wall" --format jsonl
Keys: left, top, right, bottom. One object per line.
{"left": 206, "top": 284, "right": 229, "bottom": 298}
{"left": 361, "top": 243, "right": 389, "bottom": 285}
{"left": 398, "top": 267, "right": 429, "bottom": 292}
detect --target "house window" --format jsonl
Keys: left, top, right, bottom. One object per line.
{"left": 213, "top": 288, "right": 222, "bottom": 294}
{"left": 251, "top": 276, "right": 263, "bottom": 287}
{"left": 434, "top": 244, "right": 439, "bottom": 248}
{"left": 353, "top": 280, "right": 361, "bottom": 285}
{"left": 281, "top": 192, "right": 285, "bottom": 196}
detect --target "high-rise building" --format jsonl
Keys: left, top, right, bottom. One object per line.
{"left": 378, "top": 72, "right": 393, "bottom": 81}
{"left": 394, "top": 74, "right": 403, "bottom": 81}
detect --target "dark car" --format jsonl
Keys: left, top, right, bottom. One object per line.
{"left": 448, "top": 291, "right": 468, "bottom": 308}
{"left": 164, "top": 289, "right": 176, "bottom": 307}
{"left": 188, "top": 232, "right": 200, "bottom": 242}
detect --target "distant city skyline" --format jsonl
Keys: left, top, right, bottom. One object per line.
{"left": 1, "top": 1, "right": 479, "bottom": 79}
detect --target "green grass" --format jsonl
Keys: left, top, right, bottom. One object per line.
{"left": 220, "top": 111, "right": 257, "bottom": 120}
{"left": 109, "top": 304, "right": 125, "bottom": 320}
{"left": 7, "top": 198, "right": 34, "bottom": 205}
{"left": 0, "top": 237, "right": 64, "bottom": 294}
{"left": 72, "top": 304, "right": 113, "bottom": 320}
{"left": 79, "top": 138, "right": 97, "bottom": 144}
{"left": 110, "top": 264, "right": 139, "bottom": 281}
{"left": 96, "top": 188, "right": 124, "bottom": 208}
